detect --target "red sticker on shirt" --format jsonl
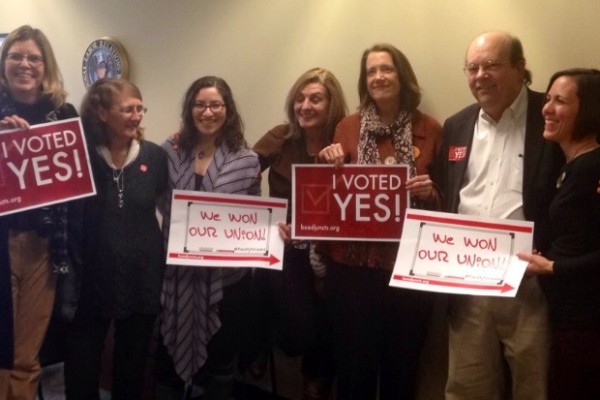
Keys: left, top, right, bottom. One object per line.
{"left": 448, "top": 146, "right": 467, "bottom": 161}
{"left": 140, "top": 164, "right": 148, "bottom": 172}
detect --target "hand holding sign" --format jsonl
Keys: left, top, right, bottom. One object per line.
{"left": 0, "top": 115, "right": 30, "bottom": 131}
{"left": 390, "top": 209, "right": 534, "bottom": 297}
{"left": 0, "top": 118, "right": 96, "bottom": 217}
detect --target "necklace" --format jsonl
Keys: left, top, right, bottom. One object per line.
{"left": 555, "top": 170, "right": 566, "bottom": 189}
{"left": 197, "top": 144, "right": 214, "bottom": 159}
{"left": 112, "top": 168, "right": 125, "bottom": 208}
{"left": 567, "top": 141, "right": 600, "bottom": 163}
{"left": 556, "top": 143, "right": 600, "bottom": 188}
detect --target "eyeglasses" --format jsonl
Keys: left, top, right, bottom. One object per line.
{"left": 117, "top": 105, "right": 147, "bottom": 115}
{"left": 6, "top": 52, "right": 44, "bottom": 66}
{"left": 194, "top": 102, "right": 225, "bottom": 113}
{"left": 463, "top": 60, "right": 508, "bottom": 77}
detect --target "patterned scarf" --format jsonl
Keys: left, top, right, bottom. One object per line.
{"left": 358, "top": 102, "right": 417, "bottom": 176}
{"left": 346, "top": 103, "right": 416, "bottom": 267}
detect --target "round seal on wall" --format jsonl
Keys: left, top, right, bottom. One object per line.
{"left": 81, "top": 37, "right": 129, "bottom": 88}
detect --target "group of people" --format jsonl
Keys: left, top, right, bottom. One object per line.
{"left": 0, "top": 23, "right": 599, "bottom": 400}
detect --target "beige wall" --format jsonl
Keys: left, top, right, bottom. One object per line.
{"left": 2, "top": 0, "right": 600, "bottom": 149}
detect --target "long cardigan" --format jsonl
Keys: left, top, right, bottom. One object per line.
{"left": 159, "top": 134, "right": 261, "bottom": 383}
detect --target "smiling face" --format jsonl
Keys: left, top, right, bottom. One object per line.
{"left": 294, "top": 82, "right": 330, "bottom": 133}
{"left": 466, "top": 33, "right": 525, "bottom": 121}
{"left": 192, "top": 86, "right": 226, "bottom": 139}
{"left": 365, "top": 51, "right": 401, "bottom": 110}
{"left": 99, "top": 93, "right": 144, "bottom": 144}
{"left": 542, "top": 75, "right": 580, "bottom": 146}
{"left": 3, "top": 39, "right": 45, "bottom": 104}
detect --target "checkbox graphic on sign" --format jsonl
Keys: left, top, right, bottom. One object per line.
{"left": 301, "top": 184, "right": 330, "bottom": 214}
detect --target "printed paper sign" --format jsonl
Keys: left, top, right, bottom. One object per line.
{"left": 292, "top": 164, "right": 409, "bottom": 241}
{"left": 389, "top": 209, "right": 533, "bottom": 297}
{"left": 167, "top": 190, "right": 288, "bottom": 270}
{"left": 0, "top": 118, "right": 96, "bottom": 216}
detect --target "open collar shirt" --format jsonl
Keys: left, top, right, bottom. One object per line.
{"left": 459, "top": 86, "right": 528, "bottom": 220}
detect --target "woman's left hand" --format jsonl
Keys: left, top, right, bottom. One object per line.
{"left": 516, "top": 251, "right": 554, "bottom": 275}
{"left": 406, "top": 174, "right": 434, "bottom": 201}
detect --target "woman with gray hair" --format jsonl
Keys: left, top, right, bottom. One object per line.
{"left": 65, "top": 78, "right": 167, "bottom": 400}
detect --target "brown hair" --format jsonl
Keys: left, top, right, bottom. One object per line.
{"left": 546, "top": 68, "right": 600, "bottom": 141}
{"left": 358, "top": 43, "right": 421, "bottom": 112}
{"left": 178, "top": 76, "right": 246, "bottom": 154}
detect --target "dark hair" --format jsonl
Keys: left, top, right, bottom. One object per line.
{"left": 358, "top": 43, "right": 421, "bottom": 112}
{"left": 178, "top": 76, "right": 246, "bottom": 154}
{"left": 506, "top": 34, "right": 532, "bottom": 86}
{"left": 0, "top": 25, "right": 66, "bottom": 107}
{"left": 547, "top": 68, "right": 600, "bottom": 141}
{"left": 284, "top": 67, "right": 348, "bottom": 144}
{"left": 80, "top": 78, "right": 144, "bottom": 147}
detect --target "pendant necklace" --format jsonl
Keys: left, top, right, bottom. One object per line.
{"left": 197, "top": 144, "right": 214, "bottom": 159}
{"left": 555, "top": 171, "right": 566, "bottom": 189}
{"left": 113, "top": 167, "right": 125, "bottom": 208}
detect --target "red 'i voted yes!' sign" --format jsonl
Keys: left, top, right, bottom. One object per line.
{"left": 0, "top": 118, "right": 96, "bottom": 216}
{"left": 291, "top": 164, "right": 409, "bottom": 241}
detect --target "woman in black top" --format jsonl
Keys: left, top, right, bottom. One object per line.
{"left": 64, "top": 78, "right": 167, "bottom": 400}
{"left": 518, "top": 68, "right": 600, "bottom": 399}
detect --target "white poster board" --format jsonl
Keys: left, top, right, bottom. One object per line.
{"left": 167, "top": 190, "right": 288, "bottom": 270}
{"left": 390, "top": 210, "right": 534, "bottom": 297}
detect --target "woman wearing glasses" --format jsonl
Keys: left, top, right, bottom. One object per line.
{"left": 64, "top": 78, "right": 167, "bottom": 399}
{"left": 155, "top": 76, "right": 260, "bottom": 399}
{"left": 0, "top": 25, "right": 79, "bottom": 399}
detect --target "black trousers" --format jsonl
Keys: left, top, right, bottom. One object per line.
{"left": 549, "top": 328, "right": 600, "bottom": 400}
{"left": 155, "top": 273, "right": 252, "bottom": 396}
{"left": 247, "top": 246, "right": 335, "bottom": 379}
{"left": 64, "top": 301, "right": 156, "bottom": 400}
{"left": 326, "top": 260, "right": 433, "bottom": 400}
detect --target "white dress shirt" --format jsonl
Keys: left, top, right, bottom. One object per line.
{"left": 459, "top": 86, "right": 528, "bottom": 221}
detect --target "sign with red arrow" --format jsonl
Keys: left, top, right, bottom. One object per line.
{"left": 389, "top": 209, "right": 533, "bottom": 297}
{"left": 166, "top": 190, "right": 288, "bottom": 270}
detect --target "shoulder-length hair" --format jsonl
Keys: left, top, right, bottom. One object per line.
{"left": 358, "top": 43, "right": 421, "bottom": 112}
{"left": 0, "top": 25, "right": 67, "bottom": 108}
{"left": 80, "top": 78, "right": 144, "bottom": 147}
{"left": 547, "top": 68, "right": 600, "bottom": 142}
{"left": 178, "top": 76, "right": 246, "bottom": 154}
{"left": 284, "top": 67, "right": 348, "bottom": 145}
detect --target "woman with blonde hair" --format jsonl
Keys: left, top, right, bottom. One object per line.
{"left": 0, "top": 25, "right": 79, "bottom": 399}
{"left": 251, "top": 67, "right": 348, "bottom": 399}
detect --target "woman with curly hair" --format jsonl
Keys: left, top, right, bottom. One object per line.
{"left": 65, "top": 78, "right": 167, "bottom": 400}
{"left": 155, "top": 76, "right": 261, "bottom": 399}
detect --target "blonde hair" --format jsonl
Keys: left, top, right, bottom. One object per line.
{"left": 284, "top": 67, "right": 348, "bottom": 145}
{"left": 0, "top": 25, "right": 67, "bottom": 108}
